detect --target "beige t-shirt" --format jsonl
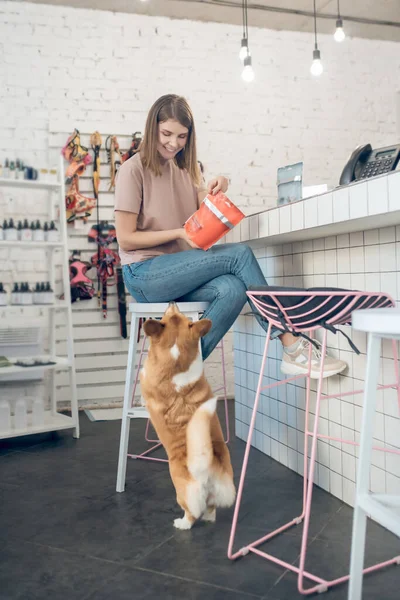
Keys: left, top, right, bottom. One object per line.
{"left": 114, "top": 153, "right": 201, "bottom": 265}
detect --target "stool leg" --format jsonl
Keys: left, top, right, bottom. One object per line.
{"left": 301, "top": 333, "right": 314, "bottom": 519}
{"left": 116, "top": 314, "right": 139, "bottom": 493}
{"left": 298, "top": 329, "right": 329, "bottom": 594}
{"left": 391, "top": 339, "right": 400, "bottom": 415}
{"left": 348, "top": 333, "right": 381, "bottom": 600}
{"left": 220, "top": 338, "right": 230, "bottom": 444}
{"left": 228, "top": 323, "right": 272, "bottom": 559}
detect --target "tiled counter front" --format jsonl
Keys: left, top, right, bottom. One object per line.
{"left": 233, "top": 225, "right": 400, "bottom": 507}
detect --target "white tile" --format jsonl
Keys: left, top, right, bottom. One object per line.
{"left": 351, "top": 273, "right": 365, "bottom": 291}
{"left": 330, "top": 471, "right": 343, "bottom": 500}
{"left": 337, "top": 233, "right": 350, "bottom": 248}
{"left": 388, "top": 172, "right": 400, "bottom": 212}
{"left": 304, "top": 196, "right": 318, "bottom": 228}
{"left": 317, "top": 192, "right": 333, "bottom": 226}
{"left": 350, "top": 246, "right": 365, "bottom": 273}
{"left": 364, "top": 229, "right": 379, "bottom": 245}
{"left": 330, "top": 445, "right": 343, "bottom": 475}
{"left": 232, "top": 225, "right": 241, "bottom": 243}
{"left": 384, "top": 415, "right": 400, "bottom": 449}
{"left": 249, "top": 214, "right": 259, "bottom": 240}
{"left": 364, "top": 245, "right": 380, "bottom": 272}
{"left": 279, "top": 205, "right": 291, "bottom": 234}
{"left": 379, "top": 243, "right": 396, "bottom": 272}
{"left": 385, "top": 450, "right": 400, "bottom": 478}
{"left": 380, "top": 272, "right": 397, "bottom": 302}
{"left": 367, "top": 176, "right": 388, "bottom": 215}
{"left": 241, "top": 218, "right": 250, "bottom": 242}
{"left": 269, "top": 209, "right": 279, "bottom": 235}
{"left": 258, "top": 212, "right": 269, "bottom": 238}
{"left": 349, "top": 231, "right": 364, "bottom": 247}
{"left": 341, "top": 401, "right": 355, "bottom": 430}
{"left": 337, "top": 248, "right": 350, "bottom": 274}
{"left": 370, "top": 465, "right": 386, "bottom": 493}
{"left": 291, "top": 201, "right": 304, "bottom": 231}
{"left": 342, "top": 454, "right": 356, "bottom": 482}
{"left": 313, "top": 251, "right": 325, "bottom": 275}
{"left": 325, "top": 236, "right": 337, "bottom": 250}
{"left": 365, "top": 273, "right": 381, "bottom": 292}
{"left": 379, "top": 226, "right": 396, "bottom": 244}
{"left": 313, "top": 238, "right": 324, "bottom": 251}
{"left": 332, "top": 187, "right": 349, "bottom": 223}
{"left": 342, "top": 478, "right": 356, "bottom": 507}
{"left": 349, "top": 182, "right": 368, "bottom": 219}
{"left": 318, "top": 464, "right": 330, "bottom": 492}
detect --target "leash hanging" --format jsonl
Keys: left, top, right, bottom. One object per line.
{"left": 106, "top": 135, "right": 122, "bottom": 191}
{"left": 90, "top": 131, "right": 102, "bottom": 308}
{"left": 122, "top": 131, "right": 142, "bottom": 163}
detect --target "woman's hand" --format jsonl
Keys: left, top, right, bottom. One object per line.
{"left": 207, "top": 175, "right": 229, "bottom": 195}
{"left": 179, "top": 228, "right": 201, "bottom": 249}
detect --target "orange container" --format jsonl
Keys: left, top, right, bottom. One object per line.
{"left": 184, "top": 192, "right": 245, "bottom": 250}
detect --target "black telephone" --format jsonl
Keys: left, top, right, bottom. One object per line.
{"left": 339, "top": 143, "right": 400, "bottom": 186}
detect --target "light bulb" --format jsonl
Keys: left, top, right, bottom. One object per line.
{"left": 239, "top": 39, "right": 248, "bottom": 61}
{"left": 241, "top": 56, "right": 254, "bottom": 82}
{"left": 310, "top": 48, "right": 323, "bottom": 76}
{"left": 334, "top": 18, "right": 345, "bottom": 42}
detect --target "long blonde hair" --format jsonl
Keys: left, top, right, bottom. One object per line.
{"left": 140, "top": 94, "right": 201, "bottom": 187}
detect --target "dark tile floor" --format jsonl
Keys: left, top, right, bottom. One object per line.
{"left": 1, "top": 401, "right": 399, "bottom": 599}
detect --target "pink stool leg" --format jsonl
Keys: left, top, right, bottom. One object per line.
{"left": 298, "top": 329, "right": 329, "bottom": 595}
{"left": 228, "top": 323, "right": 272, "bottom": 559}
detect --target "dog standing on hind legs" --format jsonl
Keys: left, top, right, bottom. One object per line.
{"left": 140, "top": 302, "right": 236, "bottom": 530}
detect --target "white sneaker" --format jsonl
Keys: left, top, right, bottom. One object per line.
{"left": 281, "top": 338, "right": 347, "bottom": 379}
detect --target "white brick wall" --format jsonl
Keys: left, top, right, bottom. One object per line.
{"left": 0, "top": 0, "right": 399, "bottom": 409}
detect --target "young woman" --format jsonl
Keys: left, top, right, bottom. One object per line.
{"left": 114, "top": 94, "right": 346, "bottom": 378}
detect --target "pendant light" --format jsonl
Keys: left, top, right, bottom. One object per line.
{"left": 241, "top": 0, "right": 254, "bottom": 82}
{"left": 310, "top": 0, "right": 323, "bottom": 76}
{"left": 239, "top": 0, "right": 248, "bottom": 60}
{"left": 334, "top": 0, "right": 346, "bottom": 42}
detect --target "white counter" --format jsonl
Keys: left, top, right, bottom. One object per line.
{"left": 223, "top": 170, "right": 400, "bottom": 247}
{"left": 230, "top": 170, "right": 400, "bottom": 507}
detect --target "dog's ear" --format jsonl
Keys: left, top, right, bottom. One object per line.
{"left": 143, "top": 319, "right": 165, "bottom": 338}
{"left": 190, "top": 319, "right": 212, "bottom": 338}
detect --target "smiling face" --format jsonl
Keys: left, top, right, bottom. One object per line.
{"left": 157, "top": 119, "right": 189, "bottom": 162}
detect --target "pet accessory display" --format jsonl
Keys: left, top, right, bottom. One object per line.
{"left": 121, "top": 132, "right": 142, "bottom": 163}
{"left": 184, "top": 191, "right": 245, "bottom": 250}
{"left": 68, "top": 251, "right": 95, "bottom": 303}
{"left": 90, "top": 243, "right": 120, "bottom": 318}
{"left": 90, "top": 131, "right": 103, "bottom": 306}
{"left": 62, "top": 129, "right": 92, "bottom": 184}
{"left": 65, "top": 176, "right": 96, "bottom": 223}
{"left": 106, "top": 135, "right": 122, "bottom": 190}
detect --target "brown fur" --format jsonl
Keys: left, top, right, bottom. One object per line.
{"left": 140, "top": 302, "right": 235, "bottom": 529}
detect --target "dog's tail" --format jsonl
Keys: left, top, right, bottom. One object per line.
{"left": 186, "top": 396, "right": 216, "bottom": 485}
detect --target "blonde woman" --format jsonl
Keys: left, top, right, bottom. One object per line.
{"left": 114, "top": 94, "right": 346, "bottom": 377}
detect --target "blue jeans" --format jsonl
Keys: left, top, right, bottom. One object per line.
{"left": 122, "top": 243, "right": 280, "bottom": 360}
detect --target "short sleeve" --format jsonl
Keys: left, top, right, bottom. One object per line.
{"left": 114, "top": 156, "right": 143, "bottom": 214}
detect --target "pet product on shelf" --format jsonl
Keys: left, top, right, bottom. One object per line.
{"left": 68, "top": 251, "right": 95, "bottom": 303}
{"left": 106, "top": 135, "right": 122, "bottom": 190}
{"left": 121, "top": 132, "right": 142, "bottom": 163}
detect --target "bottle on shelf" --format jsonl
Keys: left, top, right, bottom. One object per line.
{"left": 33, "top": 220, "right": 44, "bottom": 242}
{"left": 14, "top": 398, "right": 27, "bottom": 430}
{"left": 47, "top": 220, "right": 59, "bottom": 242}
{"left": 0, "top": 221, "right": 4, "bottom": 241}
{"left": 9, "top": 161, "right": 16, "bottom": 179}
{"left": 0, "top": 282, "right": 7, "bottom": 306}
{"left": 32, "top": 397, "right": 45, "bottom": 426}
{"left": 0, "top": 400, "right": 11, "bottom": 433}
{"left": 3, "top": 158, "right": 10, "bottom": 178}
{"left": 44, "top": 282, "right": 54, "bottom": 304}
{"left": 11, "top": 282, "right": 19, "bottom": 305}
{"left": 5, "top": 218, "right": 18, "bottom": 242}
{"left": 21, "top": 218, "right": 32, "bottom": 242}
{"left": 22, "top": 282, "right": 33, "bottom": 305}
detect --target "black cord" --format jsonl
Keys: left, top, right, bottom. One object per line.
{"left": 245, "top": 0, "right": 249, "bottom": 45}
{"left": 337, "top": 0, "right": 341, "bottom": 18}
{"left": 242, "top": 0, "right": 246, "bottom": 38}
{"left": 313, "top": 0, "right": 317, "bottom": 49}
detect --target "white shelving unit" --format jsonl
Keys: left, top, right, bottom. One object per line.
{"left": 0, "top": 156, "right": 79, "bottom": 439}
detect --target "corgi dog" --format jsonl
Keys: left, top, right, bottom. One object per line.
{"left": 140, "top": 302, "right": 236, "bottom": 530}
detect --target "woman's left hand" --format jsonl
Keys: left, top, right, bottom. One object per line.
{"left": 207, "top": 175, "right": 229, "bottom": 195}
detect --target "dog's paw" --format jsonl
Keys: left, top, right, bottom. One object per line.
{"left": 202, "top": 508, "right": 216, "bottom": 523}
{"left": 173, "top": 517, "right": 192, "bottom": 530}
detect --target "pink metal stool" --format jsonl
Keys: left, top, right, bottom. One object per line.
{"left": 228, "top": 288, "right": 400, "bottom": 595}
{"left": 116, "top": 301, "right": 230, "bottom": 493}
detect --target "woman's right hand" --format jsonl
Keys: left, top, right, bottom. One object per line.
{"left": 178, "top": 228, "right": 201, "bottom": 249}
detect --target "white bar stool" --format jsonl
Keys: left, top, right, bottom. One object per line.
{"left": 349, "top": 308, "right": 400, "bottom": 600}
{"left": 116, "top": 301, "right": 230, "bottom": 493}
